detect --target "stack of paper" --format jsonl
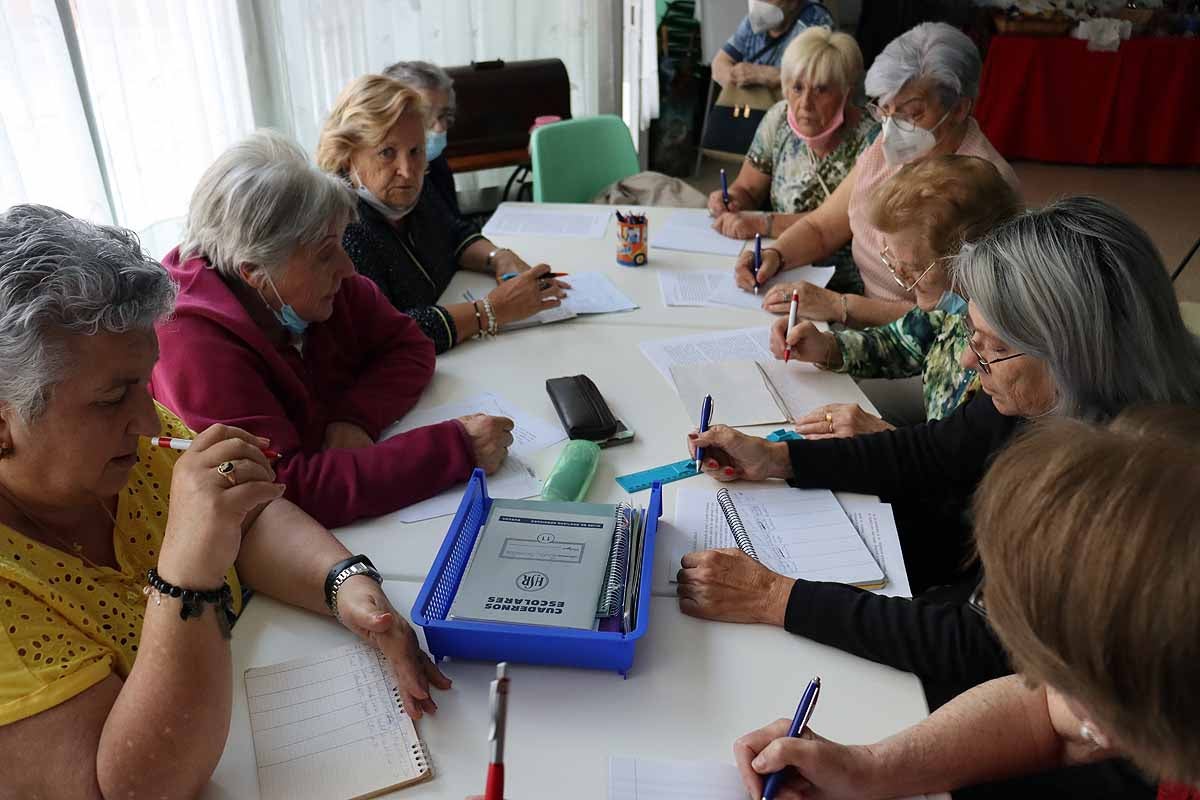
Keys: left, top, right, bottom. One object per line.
{"left": 482, "top": 204, "right": 612, "bottom": 239}
{"left": 658, "top": 266, "right": 836, "bottom": 309}
{"left": 639, "top": 326, "right": 774, "bottom": 385}
{"left": 380, "top": 392, "right": 565, "bottom": 522}
{"left": 653, "top": 209, "right": 746, "bottom": 256}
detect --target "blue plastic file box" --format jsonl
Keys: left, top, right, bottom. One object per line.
{"left": 412, "top": 468, "right": 662, "bottom": 676}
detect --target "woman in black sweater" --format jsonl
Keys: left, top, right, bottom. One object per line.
{"left": 680, "top": 197, "right": 1200, "bottom": 702}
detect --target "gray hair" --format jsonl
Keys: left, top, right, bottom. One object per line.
{"left": 864, "top": 22, "right": 981, "bottom": 109}
{"left": 955, "top": 196, "right": 1200, "bottom": 420}
{"left": 180, "top": 129, "right": 357, "bottom": 278}
{"left": 0, "top": 204, "right": 176, "bottom": 421}
{"left": 383, "top": 60, "right": 455, "bottom": 110}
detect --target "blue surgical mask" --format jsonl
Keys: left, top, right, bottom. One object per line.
{"left": 936, "top": 290, "right": 968, "bottom": 316}
{"left": 261, "top": 271, "right": 309, "bottom": 335}
{"left": 425, "top": 129, "right": 447, "bottom": 161}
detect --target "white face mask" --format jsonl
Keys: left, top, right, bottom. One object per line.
{"left": 880, "top": 109, "right": 951, "bottom": 167}
{"left": 747, "top": 0, "right": 785, "bottom": 34}
{"left": 350, "top": 168, "right": 416, "bottom": 222}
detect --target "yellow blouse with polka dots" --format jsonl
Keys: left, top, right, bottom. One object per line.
{"left": 0, "top": 403, "right": 242, "bottom": 726}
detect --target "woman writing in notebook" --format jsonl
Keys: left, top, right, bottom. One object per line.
{"left": 0, "top": 205, "right": 450, "bottom": 798}
{"left": 681, "top": 199, "right": 1200, "bottom": 730}
{"left": 734, "top": 410, "right": 1200, "bottom": 800}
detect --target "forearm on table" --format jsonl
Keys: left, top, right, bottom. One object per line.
{"left": 843, "top": 296, "right": 913, "bottom": 329}
{"left": 863, "top": 677, "right": 1066, "bottom": 798}
{"left": 459, "top": 238, "right": 496, "bottom": 273}
{"left": 236, "top": 498, "right": 354, "bottom": 614}
{"left": 97, "top": 601, "right": 232, "bottom": 798}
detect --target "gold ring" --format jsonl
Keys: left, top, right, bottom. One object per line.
{"left": 216, "top": 460, "right": 237, "bottom": 486}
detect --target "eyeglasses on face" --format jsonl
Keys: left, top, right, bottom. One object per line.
{"left": 964, "top": 317, "right": 1025, "bottom": 375}
{"left": 879, "top": 244, "right": 940, "bottom": 292}
{"left": 866, "top": 101, "right": 924, "bottom": 132}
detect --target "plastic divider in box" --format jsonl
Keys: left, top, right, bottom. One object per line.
{"left": 412, "top": 468, "right": 662, "bottom": 677}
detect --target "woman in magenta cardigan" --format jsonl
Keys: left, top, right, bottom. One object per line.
{"left": 151, "top": 131, "right": 514, "bottom": 528}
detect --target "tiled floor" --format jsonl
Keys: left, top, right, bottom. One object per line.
{"left": 691, "top": 157, "right": 1200, "bottom": 302}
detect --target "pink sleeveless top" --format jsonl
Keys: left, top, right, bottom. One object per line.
{"left": 846, "top": 119, "right": 1020, "bottom": 303}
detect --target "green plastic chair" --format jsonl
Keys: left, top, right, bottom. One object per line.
{"left": 530, "top": 115, "right": 640, "bottom": 204}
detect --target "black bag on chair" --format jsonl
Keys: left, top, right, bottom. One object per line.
{"left": 699, "top": 82, "right": 779, "bottom": 157}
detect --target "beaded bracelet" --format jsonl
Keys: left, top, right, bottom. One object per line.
{"left": 473, "top": 300, "right": 486, "bottom": 339}
{"left": 481, "top": 296, "right": 498, "bottom": 336}
{"left": 145, "top": 567, "right": 235, "bottom": 636}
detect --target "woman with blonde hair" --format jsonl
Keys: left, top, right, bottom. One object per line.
{"left": 769, "top": 154, "right": 1022, "bottom": 436}
{"left": 708, "top": 26, "right": 878, "bottom": 293}
{"left": 318, "top": 74, "right": 567, "bottom": 353}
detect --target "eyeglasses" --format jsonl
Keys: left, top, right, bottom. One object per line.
{"left": 966, "top": 580, "right": 987, "bottom": 618}
{"left": 866, "top": 101, "right": 922, "bottom": 133}
{"left": 879, "top": 244, "right": 940, "bottom": 292}
{"left": 964, "top": 317, "right": 1025, "bottom": 375}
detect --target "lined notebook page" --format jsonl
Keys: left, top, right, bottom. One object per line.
{"left": 245, "top": 642, "right": 432, "bottom": 800}
{"left": 610, "top": 756, "right": 935, "bottom": 800}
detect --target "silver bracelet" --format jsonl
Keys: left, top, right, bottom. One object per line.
{"left": 481, "top": 296, "right": 498, "bottom": 336}
{"left": 473, "top": 300, "right": 485, "bottom": 339}
{"left": 328, "top": 561, "right": 383, "bottom": 622}
{"left": 486, "top": 247, "right": 510, "bottom": 270}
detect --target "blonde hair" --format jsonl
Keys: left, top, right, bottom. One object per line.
{"left": 780, "top": 27, "right": 863, "bottom": 96}
{"left": 316, "top": 74, "right": 429, "bottom": 176}
{"left": 868, "top": 154, "right": 1021, "bottom": 260}
{"left": 974, "top": 409, "right": 1200, "bottom": 785}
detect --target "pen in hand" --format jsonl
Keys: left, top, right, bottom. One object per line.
{"left": 753, "top": 234, "right": 762, "bottom": 296}
{"left": 784, "top": 288, "right": 799, "bottom": 363}
{"left": 694, "top": 393, "right": 713, "bottom": 474}
{"left": 761, "top": 677, "right": 821, "bottom": 800}
{"left": 485, "top": 662, "right": 509, "bottom": 800}
{"left": 720, "top": 168, "right": 730, "bottom": 211}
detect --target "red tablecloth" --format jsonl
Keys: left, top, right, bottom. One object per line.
{"left": 976, "top": 35, "right": 1200, "bottom": 166}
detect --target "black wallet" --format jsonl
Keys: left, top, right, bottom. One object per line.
{"left": 545, "top": 374, "right": 623, "bottom": 441}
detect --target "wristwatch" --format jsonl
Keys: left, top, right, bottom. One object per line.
{"left": 325, "top": 555, "right": 383, "bottom": 621}
{"left": 486, "top": 247, "right": 510, "bottom": 270}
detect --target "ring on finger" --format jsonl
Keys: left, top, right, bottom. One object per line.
{"left": 538, "top": 279, "right": 549, "bottom": 291}
{"left": 216, "top": 460, "right": 238, "bottom": 486}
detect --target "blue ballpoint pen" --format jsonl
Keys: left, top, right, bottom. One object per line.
{"left": 720, "top": 168, "right": 730, "bottom": 210}
{"left": 762, "top": 677, "right": 821, "bottom": 800}
{"left": 753, "top": 233, "right": 762, "bottom": 296}
{"left": 694, "top": 393, "right": 713, "bottom": 474}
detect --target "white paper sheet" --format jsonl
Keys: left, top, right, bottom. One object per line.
{"left": 662, "top": 484, "right": 884, "bottom": 587}
{"left": 670, "top": 361, "right": 792, "bottom": 427}
{"left": 657, "top": 270, "right": 729, "bottom": 307}
{"left": 707, "top": 265, "right": 837, "bottom": 310}
{"left": 639, "top": 326, "right": 773, "bottom": 385}
{"left": 836, "top": 492, "right": 913, "bottom": 599}
{"left": 482, "top": 204, "right": 611, "bottom": 239}
{"left": 609, "top": 756, "right": 934, "bottom": 800}
{"left": 380, "top": 392, "right": 564, "bottom": 522}
{"left": 653, "top": 209, "right": 747, "bottom": 256}
{"left": 559, "top": 272, "right": 638, "bottom": 314}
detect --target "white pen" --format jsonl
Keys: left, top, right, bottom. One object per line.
{"left": 784, "top": 288, "right": 799, "bottom": 363}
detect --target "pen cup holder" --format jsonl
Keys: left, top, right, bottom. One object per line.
{"left": 616, "top": 216, "right": 649, "bottom": 267}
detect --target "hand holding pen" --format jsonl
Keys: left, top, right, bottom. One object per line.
{"left": 753, "top": 234, "right": 762, "bottom": 296}
{"left": 694, "top": 394, "right": 714, "bottom": 474}
{"left": 784, "top": 289, "right": 799, "bottom": 362}
{"left": 484, "top": 662, "right": 510, "bottom": 800}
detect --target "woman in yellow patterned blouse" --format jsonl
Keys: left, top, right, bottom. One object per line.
{"left": 0, "top": 205, "right": 449, "bottom": 798}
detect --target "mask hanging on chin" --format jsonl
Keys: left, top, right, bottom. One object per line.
{"left": 880, "top": 109, "right": 951, "bottom": 167}
{"left": 259, "top": 271, "right": 309, "bottom": 336}
{"left": 425, "top": 129, "right": 448, "bottom": 161}
{"left": 787, "top": 99, "right": 845, "bottom": 152}
{"left": 747, "top": 0, "right": 785, "bottom": 34}
{"left": 350, "top": 168, "right": 417, "bottom": 222}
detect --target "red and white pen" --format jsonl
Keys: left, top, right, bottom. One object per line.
{"left": 784, "top": 288, "right": 799, "bottom": 363}
{"left": 149, "top": 436, "right": 281, "bottom": 461}
{"left": 485, "top": 662, "right": 509, "bottom": 800}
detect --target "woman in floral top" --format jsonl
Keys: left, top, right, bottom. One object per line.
{"left": 768, "top": 155, "right": 1022, "bottom": 436}
{"left": 708, "top": 27, "right": 877, "bottom": 294}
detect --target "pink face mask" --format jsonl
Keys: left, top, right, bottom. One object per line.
{"left": 787, "top": 97, "right": 845, "bottom": 151}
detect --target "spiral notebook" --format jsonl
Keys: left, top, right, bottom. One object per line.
{"left": 448, "top": 498, "right": 632, "bottom": 630}
{"left": 711, "top": 486, "right": 885, "bottom": 588}
{"left": 245, "top": 642, "right": 433, "bottom": 800}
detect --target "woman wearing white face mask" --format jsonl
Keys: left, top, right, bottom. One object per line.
{"left": 734, "top": 22, "right": 1019, "bottom": 330}
{"left": 318, "top": 75, "right": 568, "bottom": 354}
{"left": 708, "top": 27, "right": 878, "bottom": 294}
{"left": 711, "top": 0, "right": 815, "bottom": 90}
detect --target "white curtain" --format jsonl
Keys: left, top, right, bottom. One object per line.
{"left": 621, "top": 0, "right": 659, "bottom": 154}
{"left": 250, "top": 0, "right": 618, "bottom": 188}
{"left": 0, "top": 0, "right": 111, "bottom": 223}
{"left": 69, "top": 0, "right": 256, "bottom": 257}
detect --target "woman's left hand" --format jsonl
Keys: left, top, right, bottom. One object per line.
{"left": 794, "top": 403, "right": 894, "bottom": 439}
{"left": 335, "top": 576, "right": 452, "bottom": 720}
{"left": 711, "top": 211, "right": 766, "bottom": 240}
{"left": 677, "top": 548, "right": 793, "bottom": 625}
{"left": 762, "top": 281, "right": 841, "bottom": 319}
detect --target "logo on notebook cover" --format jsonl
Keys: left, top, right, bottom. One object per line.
{"left": 516, "top": 571, "right": 550, "bottom": 592}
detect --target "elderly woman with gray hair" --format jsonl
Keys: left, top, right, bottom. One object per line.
{"left": 0, "top": 205, "right": 450, "bottom": 798}
{"left": 734, "top": 22, "right": 1018, "bottom": 329}
{"left": 151, "top": 130, "right": 515, "bottom": 529}
{"left": 682, "top": 198, "right": 1200, "bottom": 718}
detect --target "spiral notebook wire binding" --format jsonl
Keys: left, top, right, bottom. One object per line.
{"left": 716, "top": 488, "right": 759, "bottom": 560}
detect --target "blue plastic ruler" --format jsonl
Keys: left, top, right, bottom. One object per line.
{"left": 614, "top": 429, "right": 801, "bottom": 493}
